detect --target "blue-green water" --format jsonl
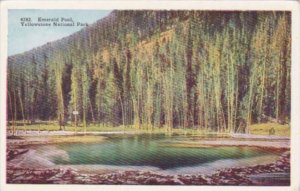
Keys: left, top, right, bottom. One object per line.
{"left": 52, "top": 135, "right": 279, "bottom": 170}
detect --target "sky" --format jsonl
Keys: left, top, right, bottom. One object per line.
{"left": 8, "top": 10, "right": 112, "bottom": 56}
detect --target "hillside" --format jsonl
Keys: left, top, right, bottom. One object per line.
{"left": 7, "top": 10, "right": 291, "bottom": 133}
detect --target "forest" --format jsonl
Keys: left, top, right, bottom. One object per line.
{"left": 7, "top": 10, "right": 291, "bottom": 134}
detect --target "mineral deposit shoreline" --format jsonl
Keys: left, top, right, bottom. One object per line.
{"left": 6, "top": 132, "right": 290, "bottom": 185}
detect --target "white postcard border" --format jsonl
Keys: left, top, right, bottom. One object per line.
{"left": 1, "top": 1, "right": 299, "bottom": 191}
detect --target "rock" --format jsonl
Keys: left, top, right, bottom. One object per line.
{"left": 144, "top": 177, "right": 159, "bottom": 184}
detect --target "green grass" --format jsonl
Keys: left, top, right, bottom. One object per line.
{"left": 47, "top": 135, "right": 107, "bottom": 143}
{"left": 249, "top": 123, "right": 290, "bottom": 137}
{"left": 9, "top": 123, "right": 130, "bottom": 132}
{"left": 9, "top": 123, "right": 213, "bottom": 135}
{"left": 8, "top": 122, "right": 290, "bottom": 137}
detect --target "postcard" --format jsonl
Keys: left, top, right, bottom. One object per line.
{"left": 0, "top": 1, "right": 299, "bottom": 191}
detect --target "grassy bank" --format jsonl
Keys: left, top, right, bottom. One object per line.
{"left": 7, "top": 135, "right": 107, "bottom": 145}
{"left": 249, "top": 123, "right": 290, "bottom": 137}
{"left": 47, "top": 135, "right": 107, "bottom": 144}
{"left": 8, "top": 122, "right": 290, "bottom": 137}
{"left": 9, "top": 123, "right": 214, "bottom": 136}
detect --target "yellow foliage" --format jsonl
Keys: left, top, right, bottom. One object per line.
{"left": 48, "top": 135, "right": 107, "bottom": 144}
{"left": 249, "top": 123, "right": 290, "bottom": 137}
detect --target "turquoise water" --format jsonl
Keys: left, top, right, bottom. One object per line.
{"left": 52, "top": 135, "right": 279, "bottom": 170}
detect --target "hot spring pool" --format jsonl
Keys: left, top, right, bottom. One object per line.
{"left": 38, "top": 134, "right": 281, "bottom": 171}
